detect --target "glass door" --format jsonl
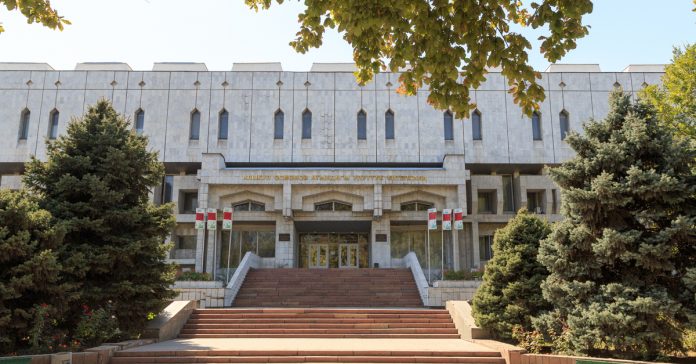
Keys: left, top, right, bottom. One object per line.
{"left": 308, "top": 244, "right": 329, "bottom": 268}
{"left": 339, "top": 244, "right": 359, "bottom": 268}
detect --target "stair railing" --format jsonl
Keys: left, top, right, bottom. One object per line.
{"left": 403, "top": 252, "right": 429, "bottom": 306}
{"left": 224, "top": 251, "right": 261, "bottom": 306}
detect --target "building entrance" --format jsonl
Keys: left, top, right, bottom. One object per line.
{"left": 298, "top": 232, "right": 369, "bottom": 268}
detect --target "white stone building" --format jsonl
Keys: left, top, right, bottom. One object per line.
{"left": 0, "top": 62, "right": 665, "bottom": 282}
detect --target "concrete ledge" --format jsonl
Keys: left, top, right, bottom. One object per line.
{"left": 142, "top": 300, "right": 197, "bottom": 342}
{"left": 84, "top": 345, "right": 120, "bottom": 364}
{"left": 521, "top": 354, "right": 672, "bottom": 364}
{"left": 446, "top": 300, "right": 490, "bottom": 339}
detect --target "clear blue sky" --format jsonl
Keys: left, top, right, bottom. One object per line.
{"left": 0, "top": 0, "right": 694, "bottom": 71}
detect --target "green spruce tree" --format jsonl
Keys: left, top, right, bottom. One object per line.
{"left": 24, "top": 99, "right": 176, "bottom": 335}
{"left": 535, "top": 91, "right": 696, "bottom": 359}
{"left": 472, "top": 209, "right": 552, "bottom": 341}
{"left": 0, "top": 190, "right": 73, "bottom": 354}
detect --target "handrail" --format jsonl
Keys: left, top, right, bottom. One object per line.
{"left": 404, "top": 252, "right": 429, "bottom": 306}
{"left": 223, "top": 252, "right": 261, "bottom": 306}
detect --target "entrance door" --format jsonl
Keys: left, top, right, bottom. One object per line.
{"left": 308, "top": 244, "right": 329, "bottom": 268}
{"left": 339, "top": 244, "right": 359, "bottom": 268}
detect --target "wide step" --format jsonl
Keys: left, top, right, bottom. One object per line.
{"left": 233, "top": 268, "right": 423, "bottom": 308}
{"left": 179, "top": 308, "right": 459, "bottom": 340}
{"left": 112, "top": 350, "right": 505, "bottom": 364}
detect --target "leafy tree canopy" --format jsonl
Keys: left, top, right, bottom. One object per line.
{"left": 641, "top": 44, "right": 696, "bottom": 139}
{"left": 0, "top": 0, "right": 69, "bottom": 34}
{"left": 246, "top": 0, "right": 593, "bottom": 117}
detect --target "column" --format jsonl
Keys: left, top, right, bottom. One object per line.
{"left": 275, "top": 216, "right": 295, "bottom": 268}
{"left": 471, "top": 221, "right": 481, "bottom": 269}
{"left": 371, "top": 218, "right": 391, "bottom": 268}
{"left": 195, "top": 183, "right": 209, "bottom": 272}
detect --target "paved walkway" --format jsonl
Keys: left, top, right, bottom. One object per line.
{"left": 123, "top": 338, "right": 497, "bottom": 354}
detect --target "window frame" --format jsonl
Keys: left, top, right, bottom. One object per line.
{"left": 357, "top": 109, "right": 367, "bottom": 140}
{"left": 48, "top": 109, "right": 59, "bottom": 140}
{"left": 532, "top": 111, "right": 542, "bottom": 141}
{"left": 218, "top": 108, "right": 229, "bottom": 140}
{"left": 189, "top": 109, "right": 201, "bottom": 140}
{"left": 472, "top": 110, "right": 482, "bottom": 141}
{"left": 18, "top": 108, "right": 30, "bottom": 140}
{"left": 479, "top": 235, "right": 494, "bottom": 261}
{"left": 443, "top": 111, "right": 454, "bottom": 141}
{"left": 302, "top": 109, "right": 312, "bottom": 139}
{"left": 559, "top": 110, "right": 570, "bottom": 140}
{"left": 134, "top": 109, "right": 145, "bottom": 135}
{"left": 274, "top": 109, "right": 284, "bottom": 140}
{"left": 314, "top": 200, "right": 353, "bottom": 212}
{"left": 385, "top": 109, "right": 395, "bottom": 140}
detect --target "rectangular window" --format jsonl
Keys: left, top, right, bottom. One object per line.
{"left": 444, "top": 112, "right": 454, "bottom": 141}
{"left": 532, "top": 112, "right": 542, "bottom": 140}
{"left": 472, "top": 111, "right": 482, "bottom": 140}
{"left": 552, "top": 189, "right": 559, "bottom": 214}
{"left": 502, "top": 175, "right": 515, "bottom": 213}
{"left": 181, "top": 192, "right": 198, "bottom": 214}
{"left": 219, "top": 229, "right": 276, "bottom": 268}
{"left": 477, "top": 191, "right": 495, "bottom": 214}
{"left": 527, "top": 191, "right": 544, "bottom": 214}
{"left": 170, "top": 236, "right": 196, "bottom": 259}
{"left": 357, "top": 111, "right": 367, "bottom": 140}
{"left": 163, "top": 175, "right": 174, "bottom": 203}
{"left": 218, "top": 111, "right": 229, "bottom": 140}
{"left": 479, "top": 235, "right": 494, "bottom": 261}
{"left": 302, "top": 111, "right": 312, "bottom": 139}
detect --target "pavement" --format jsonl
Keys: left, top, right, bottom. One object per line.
{"left": 123, "top": 338, "right": 497, "bottom": 354}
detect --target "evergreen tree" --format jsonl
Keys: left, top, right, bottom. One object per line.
{"left": 472, "top": 209, "right": 551, "bottom": 341}
{"left": 0, "top": 190, "right": 73, "bottom": 353}
{"left": 535, "top": 91, "right": 696, "bottom": 359}
{"left": 24, "top": 99, "right": 176, "bottom": 335}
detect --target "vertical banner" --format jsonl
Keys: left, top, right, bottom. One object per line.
{"left": 442, "top": 209, "right": 452, "bottom": 230}
{"left": 222, "top": 207, "right": 233, "bottom": 230}
{"left": 454, "top": 208, "right": 464, "bottom": 230}
{"left": 427, "top": 208, "right": 438, "bottom": 230}
{"left": 207, "top": 208, "right": 217, "bottom": 230}
{"left": 195, "top": 208, "right": 206, "bottom": 230}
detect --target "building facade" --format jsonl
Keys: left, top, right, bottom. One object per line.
{"left": 0, "top": 62, "right": 664, "bottom": 282}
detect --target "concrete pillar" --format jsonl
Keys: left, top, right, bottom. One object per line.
{"left": 471, "top": 221, "right": 481, "bottom": 269}
{"left": 195, "top": 183, "right": 209, "bottom": 272}
{"left": 373, "top": 184, "right": 383, "bottom": 219}
{"left": 275, "top": 216, "right": 295, "bottom": 268}
{"left": 452, "top": 228, "right": 460, "bottom": 271}
{"left": 371, "top": 218, "right": 390, "bottom": 268}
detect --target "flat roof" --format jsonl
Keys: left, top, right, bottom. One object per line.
{"left": 152, "top": 62, "right": 208, "bottom": 72}
{"left": 232, "top": 62, "right": 283, "bottom": 72}
{"left": 545, "top": 64, "right": 601, "bottom": 72}
{"left": 0, "top": 62, "right": 54, "bottom": 71}
{"left": 75, "top": 62, "right": 133, "bottom": 71}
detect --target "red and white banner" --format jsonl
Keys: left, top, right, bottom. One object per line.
{"left": 195, "top": 208, "right": 206, "bottom": 230}
{"left": 442, "top": 209, "right": 452, "bottom": 230}
{"left": 427, "top": 208, "right": 438, "bottom": 230}
{"left": 207, "top": 208, "right": 217, "bottom": 231}
{"left": 222, "top": 207, "right": 233, "bottom": 230}
{"left": 454, "top": 208, "right": 464, "bottom": 230}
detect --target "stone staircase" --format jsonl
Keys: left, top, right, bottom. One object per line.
{"left": 111, "top": 349, "right": 506, "bottom": 363}
{"left": 178, "top": 308, "right": 460, "bottom": 339}
{"left": 232, "top": 268, "right": 423, "bottom": 307}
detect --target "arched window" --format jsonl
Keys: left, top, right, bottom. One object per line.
{"left": 357, "top": 110, "right": 367, "bottom": 140}
{"left": 302, "top": 109, "right": 312, "bottom": 139}
{"left": 400, "top": 201, "right": 435, "bottom": 211}
{"left": 443, "top": 111, "right": 454, "bottom": 141}
{"left": 385, "top": 109, "right": 395, "bottom": 140}
{"left": 532, "top": 111, "right": 542, "bottom": 140}
{"left": 559, "top": 110, "right": 570, "bottom": 140}
{"left": 315, "top": 201, "right": 352, "bottom": 211}
{"left": 189, "top": 109, "right": 200, "bottom": 140}
{"left": 472, "top": 110, "right": 482, "bottom": 140}
{"left": 135, "top": 109, "right": 145, "bottom": 135}
{"left": 18, "top": 108, "right": 30, "bottom": 140}
{"left": 233, "top": 201, "right": 265, "bottom": 212}
{"left": 48, "top": 109, "right": 59, "bottom": 140}
{"left": 218, "top": 109, "right": 229, "bottom": 140}
{"left": 274, "top": 109, "right": 284, "bottom": 139}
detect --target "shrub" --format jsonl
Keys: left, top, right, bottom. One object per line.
{"left": 472, "top": 209, "right": 551, "bottom": 341}
{"left": 177, "top": 271, "right": 212, "bottom": 281}
{"left": 443, "top": 270, "right": 483, "bottom": 280}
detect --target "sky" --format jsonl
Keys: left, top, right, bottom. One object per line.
{"left": 0, "top": 0, "right": 694, "bottom": 72}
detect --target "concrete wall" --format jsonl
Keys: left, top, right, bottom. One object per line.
{"left": 0, "top": 69, "right": 662, "bottom": 166}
